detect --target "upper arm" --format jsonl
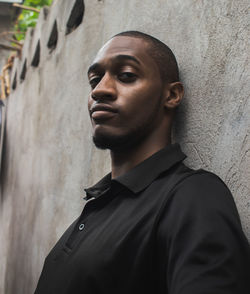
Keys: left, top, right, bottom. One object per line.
{"left": 156, "top": 172, "right": 250, "bottom": 294}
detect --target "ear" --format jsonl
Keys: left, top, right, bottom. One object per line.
{"left": 163, "top": 82, "right": 184, "bottom": 109}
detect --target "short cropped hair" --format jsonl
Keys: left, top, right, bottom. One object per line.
{"left": 113, "top": 31, "right": 179, "bottom": 83}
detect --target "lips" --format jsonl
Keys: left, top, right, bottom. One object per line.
{"left": 90, "top": 103, "right": 118, "bottom": 121}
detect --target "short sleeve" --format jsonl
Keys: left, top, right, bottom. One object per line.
{"left": 156, "top": 172, "right": 250, "bottom": 294}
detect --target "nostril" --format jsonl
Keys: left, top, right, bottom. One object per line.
{"left": 91, "top": 92, "right": 115, "bottom": 101}
{"left": 91, "top": 93, "right": 97, "bottom": 100}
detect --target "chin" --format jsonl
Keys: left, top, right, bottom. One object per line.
{"left": 92, "top": 133, "right": 128, "bottom": 150}
{"left": 92, "top": 127, "right": 150, "bottom": 152}
{"left": 92, "top": 118, "right": 157, "bottom": 151}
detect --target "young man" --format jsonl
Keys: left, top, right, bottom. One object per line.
{"left": 35, "top": 31, "right": 250, "bottom": 293}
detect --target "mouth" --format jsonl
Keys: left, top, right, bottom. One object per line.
{"left": 90, "top": 104, "right": 118, "bottom": 121}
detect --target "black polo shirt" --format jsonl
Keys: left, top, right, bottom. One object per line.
{"left": 34, "top": 144, "right": 250, "bottom": 294}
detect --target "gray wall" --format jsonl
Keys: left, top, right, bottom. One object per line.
{"left": 0, "top": 0, "right": 249, "bottom": 293}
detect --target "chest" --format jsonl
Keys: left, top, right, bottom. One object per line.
{"left": 62, "top": 191, "right": 160, "bottom": 268}
{"left": 37, "top": 181, "right": 174, "bottom": 293}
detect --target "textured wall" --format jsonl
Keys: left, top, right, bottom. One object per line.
{"left": 0, "top": 0, "right": 249, "bottom": 293}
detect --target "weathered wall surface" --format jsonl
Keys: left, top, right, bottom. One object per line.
{"left": 0, "top": 0, "right": 249, "bottom": 293}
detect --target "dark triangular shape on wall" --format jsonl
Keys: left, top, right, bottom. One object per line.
{"left": 12, "top": 71, "right": 17, "bottom": 90}
{"left": 31, "top": 40, "right": 40, "bottom": 67}
{"left": 47, "top": 20, "right": 58, "bottom": 52}
{"left": 20, "top": 59, "right": 27, "bottom": 82}
{"left": 66, "top": 0, "right": 85, "bottom": 35}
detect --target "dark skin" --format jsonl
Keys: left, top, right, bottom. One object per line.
{"left": 88, "top": 36, "right": 184, "bottom": 178}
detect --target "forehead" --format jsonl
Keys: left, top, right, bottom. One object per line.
{"left": 91, "top": 36, "right": 157, "bottom": 70}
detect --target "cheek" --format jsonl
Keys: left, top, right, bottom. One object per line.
{"left": 119, "top": 85, "right": 161, "bottom": 117}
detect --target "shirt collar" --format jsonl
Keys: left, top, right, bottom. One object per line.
{"left": 84, "top": 143, "right": 186, "bottom": 199}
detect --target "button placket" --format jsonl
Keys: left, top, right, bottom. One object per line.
{"left": 79, "top": 223, "right": 85, "bottom": 231}
{"left": 65, "top": 197, "right": 97, "bottom": 250}
{"left": 66, "top": 192, "right": 112, "bottom": 250}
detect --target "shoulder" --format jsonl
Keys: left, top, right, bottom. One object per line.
{"left": 156, "top": 167, "right": 243, "bottom": 233}
{"left": 156, "top": 169, "right": 250, "bottom": 294}
{"left": 170, "top": 168, "right": 238, "bottom": 214}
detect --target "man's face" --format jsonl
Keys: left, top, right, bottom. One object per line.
{"left": 87, "top": 36, "right": 165, "bottom": 150}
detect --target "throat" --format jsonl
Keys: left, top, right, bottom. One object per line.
{"left": 110, "top": 134, "right": 171, "bottom": 179}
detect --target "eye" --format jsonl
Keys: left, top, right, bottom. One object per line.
{"left": 89, "top": 76, "right": 101, "bottom": 89}
{"left": 118, "top": 72, "right": 137, "bottom": 83}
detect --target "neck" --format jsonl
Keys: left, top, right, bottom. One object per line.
{"left": 110, "top": 129, "right": 171, "bottom": 179}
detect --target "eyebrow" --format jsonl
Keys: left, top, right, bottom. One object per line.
{"left": 87, "top": 54, "right": 141, "bottom": 76}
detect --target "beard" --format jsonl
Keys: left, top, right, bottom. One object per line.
{"left": 93, "top": 128, "right": 143, "bottom": 151}
{"left": 93, "top": 131, "right": 133, "bottom": 151}
{"left": 92, "top": 110, "right": 162, "bottom": 152}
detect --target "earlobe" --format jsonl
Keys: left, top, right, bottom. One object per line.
{"left": 164, "top": 82, "right": 184, "bottom": 109}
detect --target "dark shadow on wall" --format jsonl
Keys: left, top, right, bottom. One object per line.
{"left": 0, "top": 112, "right": 9, "bottom": 204}
{"left": 12, "top": 71, "right": 17, "bottom": 90}
{"left": 20, "top": 59, "right": 27, "bottom": 83}
{"left": 66, "top": 0, "right": 85, "bottom": 35}
{"left": 47, "top": 20, "right": 58, "bottom": 53}
{"left": 31, "top": 40, "right": 41, "bottom": 67}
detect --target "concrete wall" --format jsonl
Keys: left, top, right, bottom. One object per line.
{"left": 0, "top": 0, "right": 249, "bottom": 293}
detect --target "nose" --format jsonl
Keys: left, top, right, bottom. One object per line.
{"left": 91, "top": 73, "right": 116, "bottom": 101}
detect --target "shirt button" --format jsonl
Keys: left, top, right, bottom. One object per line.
{"left": 79, "top": 223, "right": 85, "bottom": 231}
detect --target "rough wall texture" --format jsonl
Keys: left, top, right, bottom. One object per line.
{"left": 0, "top": 0, "right": 249, "bottom": 293}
